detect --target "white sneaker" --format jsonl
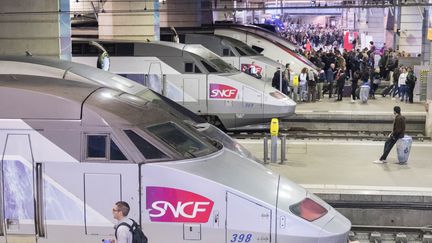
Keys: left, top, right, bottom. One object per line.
{"left": 373, "top": 159, "right": 387, "bottom": 164}
{"left": 391, "top": 97, "right": 396, "bottom": 100}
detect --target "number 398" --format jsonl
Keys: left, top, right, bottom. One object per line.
{"left": 231, "top": 233, "right": 252, "bottom": 242}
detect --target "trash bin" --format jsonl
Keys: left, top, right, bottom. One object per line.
{"left": 360, "top": 85, "right": 370, "bottom": 103}
{"left": 396, "top": 135, "right": 412, "bottom": 164}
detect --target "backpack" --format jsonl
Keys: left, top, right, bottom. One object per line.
{"left": 115, "top": 219, "right": 148, "bottom": 243}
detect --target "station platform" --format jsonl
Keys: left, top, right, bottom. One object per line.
{"left": 281, "top": 95, "right": 427, "bottom": 134}
{"left": 237, "top": 95, "right": 432, "bottom": 229}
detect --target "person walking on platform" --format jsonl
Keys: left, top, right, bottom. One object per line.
{"left": 112, "top": 201, "right": 134, "bottom": 243}
{"left": 374, "top": 106, "right": 406, "bottom": 164}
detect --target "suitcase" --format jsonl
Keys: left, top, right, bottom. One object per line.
{"left": 343, "top": 85, "right": 352, "bottom": 97}
{"left": 381, "top": 85, "right": 392, "bottom": 97}
{"left": 396, "top": 135, "right": 412, "bottom": 163}
{"left": 360, "top": 85, "right": 370, "bottom": 103}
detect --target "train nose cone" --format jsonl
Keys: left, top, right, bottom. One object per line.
{"left": 318, "top": 211, "right": 351, "bottom": 243}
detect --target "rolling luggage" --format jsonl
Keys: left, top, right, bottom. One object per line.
{"left": 381, "top": 85, "right": 392, "bottom": 97}
{"left": 360, "top": 85, "right": 370, "bottom": 103}
{"left": 396, "top": 135, "right": 412, "bottom": 164}
{"left": 343, "top": 85, "right": 352, "bottom": 97}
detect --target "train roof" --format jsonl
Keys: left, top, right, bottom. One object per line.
{"left": 0, "top": 56, "right": 206, "bottom": 124}
{"left": 73, "top": 38, "right": 206, "bottom": 58}
{"left": 0, "top": 74, "right": 97, "bottom": 120}
{"left": 0, "top": 74, "right": 177, "bottom": 126}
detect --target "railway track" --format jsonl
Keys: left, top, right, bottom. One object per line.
{"left": 326, "top": 200, "right": 432, "bottom": 242}
{"left": 227, "top": 130, "right": 430, "bottom": 141}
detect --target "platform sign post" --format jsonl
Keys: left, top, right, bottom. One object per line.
{"left": 280, "top": 135, "right": 286, "bottom": 164}
{"left": 270, "top": 118, "right": 279, "bottom": 163}
{"left": 263, "top": 135, "right": 269, "bottom": 164}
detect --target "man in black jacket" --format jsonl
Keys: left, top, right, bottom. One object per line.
{"left": 374, "top": 106, "right": 406, "bottom": 164}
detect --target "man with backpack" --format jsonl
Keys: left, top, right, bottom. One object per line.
{"left": 111, "top": 201, "right": 147, "bottom": 243}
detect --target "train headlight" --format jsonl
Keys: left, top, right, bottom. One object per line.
{"left": 269, "top": 91, "right": 286, "bottom": 99}
{"left": 289, "top": 198, "right": 328, "bottom": 222}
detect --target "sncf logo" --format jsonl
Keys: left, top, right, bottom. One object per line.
{"left": 240, "top": 64, "right": 262, "bottom": 74}
{"left": 209, "top": 84, "right": 238, "bottom": 99}
{"left": 146, "top": 187, "right": 214, "bottom": 223}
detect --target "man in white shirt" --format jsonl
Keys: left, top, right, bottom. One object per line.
{"left": 112, "top": 201, "right": 133, "bottom": 243}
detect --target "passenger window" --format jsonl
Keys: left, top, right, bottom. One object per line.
{"left": 194, "top": 66, "right": 202, "bottom": 73}
{"left": 124, "top": 130, "right": 169, "bottom": 160}
{"left": 185, "top": 63, "right": 194, "bottom": 73}
{"left": 87, "top": 135, "right": 107, "bottom": 159}
{"left": 222, "top": 48, "right": 230, "bottom": 56}
{"left": 86, "top": 134, "right": 128, "bottom": 161}
{"left": 110, "top": 139, "right": 127, "bottom": 160}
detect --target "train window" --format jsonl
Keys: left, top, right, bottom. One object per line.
{"left": 124, "top": 130, "right": 169, "bottom": 160}
{"left": 110, "top": 139, "right": 127, "bottom": 160}
{"left": 251, "top": 45, "right": 264, "bottom": 54}
{"left": 235, "top": 47, "right": 247, "bottom": 56}
{"left": 147, "top": 122, "right": 217, "bottom": 158}
{"left": 185, "top": 63, "right": 194, "bottom": 73}
{"left": 86, "top": 135, "right": 128, "bottom": 161}
{"left": 194, "top": 66, "right": 202, "bottom": 73}
{"left": 87, "top": 135, "right": 107, "bottom": 159}
{"left": 201, "top": 61, "right": 218, "bottom": 73}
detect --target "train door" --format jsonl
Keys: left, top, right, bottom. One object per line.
{"left": 242, "top": 86, "right": 263, "bottom": 114}
{"left": 1, "top": 134, "right": 45, "bottom": 243}
{"left": 183, "top": 77, "right": 207, "bottom": 114}
{"left": 226, "top": 192, "right": 271, "bottom": 243}
{"left": 147, "top": 62, "right": 163, "bottom": 94}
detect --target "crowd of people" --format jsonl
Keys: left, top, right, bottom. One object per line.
{"left": 267, "top": 29, "right": 418, "bottom": 104}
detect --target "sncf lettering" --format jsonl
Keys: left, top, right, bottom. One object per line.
{"left": 146, "top": 187, "right": 214, "bottom": 223}
{"left": 211, "top": 89, "right": 236, "bottom": 98}
{"left": 149, "top": 201, "right": 210, "bottom": 219}
{"left": 209, "top": 84, "right": 238, "bottom": 99}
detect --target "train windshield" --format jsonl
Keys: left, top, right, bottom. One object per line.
{"left": 146, "top": 122, "right": 219, "bottom": 158}
{"left": 184, "top": 45, "right": 238, "bottom": 73}
{"left": 224, "top": 39, "right": 261, "bottom": 56}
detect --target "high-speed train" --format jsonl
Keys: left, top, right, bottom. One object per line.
{"left": 0, "top": 73, "right": 350, "bottom": 243}
{"left": 0, "top": 56, "right": 257, "bottom": 162}
{"left": 71, "top": 39, "right": 296, "bottom": 129}
{"left": 213, "top": 24, "right": 319, "bottom": 75}
{"left": 183, "top": 34, "right": 284, "bottom": 82}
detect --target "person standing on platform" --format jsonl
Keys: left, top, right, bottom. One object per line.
{"left": 272, "top": 67, "right": 289, "bottom": 95}
{"left": 317, "top": 68, "right": 326, "bottom": 101}
{"left": 398, "top": 67, "right": 408, "bottom": 102}
{"left": 351, "top": 70, "right": 360, "bottom": 101}
{"left": 299, "top": 67, "right": 308, "bottom": 102}
{"left": 307, "top": 69, "right": 317, "bottom": 102}
{"left": 326, "top": 63, "right": 336, "bottom": 99}
{"left": 406, "top": 67, "right": 417, "bottom": 103}
{"left": 336, "top": 68, "right": 346, "bottom": 101}
{"left": 283, "top": 63, "right": 292, "bottom": 95}
{"left": 374, "top": 106, "right": 406, "bottom": 164}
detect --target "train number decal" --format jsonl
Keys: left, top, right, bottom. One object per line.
{"left": 231, "top": 233, "right": 253, "bottom": 242}
{"left": 209, "top": 84, "right": 238, "bottom": 99}
{"left": 146, "top": 187, "right": 214, "bottom": 223}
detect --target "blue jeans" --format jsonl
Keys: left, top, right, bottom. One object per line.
{"left": 380, "top": 135, "right": 398, "bottom": 160}
{"left": 399, "top": 85, "right": 407, "bottom": 101}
